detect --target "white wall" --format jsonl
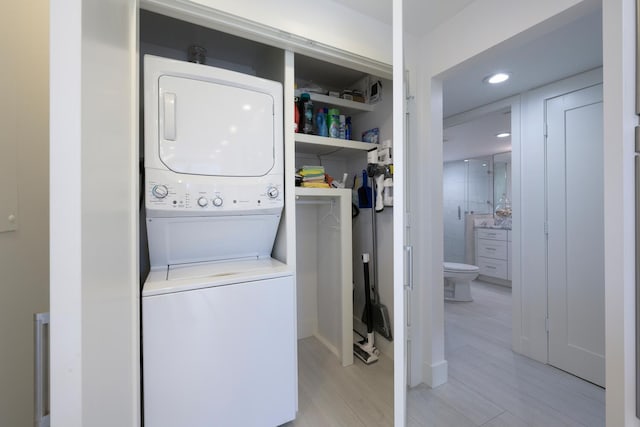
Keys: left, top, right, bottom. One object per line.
{"left": 0, "top": 2, "right": 50, "bottom": 425}
{"left": 188, "top": 0, "right": 392, "bottom": 65}
{"left": 602, "top": 0, "right": 639, "bottom": 425}
{"left": 410, "top": 0, "right": 598, "bottom": 388}
{"left": 50, "top": 0, "right": 139, "bottom": 426}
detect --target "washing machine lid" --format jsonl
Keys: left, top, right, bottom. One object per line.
{"left": 443, "top": 262, "right": 479, "bottom": 272}
{"left": 167, "top": 257, "right": 287, "bottom": 281}
{"left": 142, "top": 257, "right": 292, "bottom": 297}
{"left": 157, "top": 74, "right": 276, "bottom": 177}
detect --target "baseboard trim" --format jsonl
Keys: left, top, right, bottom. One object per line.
{"left": 423, "top": 359, "right": 448, "bottom": 388}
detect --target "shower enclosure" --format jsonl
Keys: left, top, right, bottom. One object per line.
{"left": 443, "top": 156, "right": 493, "bottom": 263}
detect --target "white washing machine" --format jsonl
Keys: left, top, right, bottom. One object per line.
{"left": 142, "top": 56, "right": 296, "bottom": 427}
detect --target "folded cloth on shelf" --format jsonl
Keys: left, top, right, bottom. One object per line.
{"left": 301, "top": 182, "right": 330, "bottom": 188}
{"left": 297, "top": 166, "right": 329, "bottom": 187}
{"left": 298, "top": 165, "right": 325, "bottom": 176}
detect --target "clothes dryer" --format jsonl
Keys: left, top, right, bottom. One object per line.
{"left": 143, "top": 55, "right": 285, "bottom": 264}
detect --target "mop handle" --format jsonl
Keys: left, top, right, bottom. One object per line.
{"left": 371, "top": 175, "right": 378, "bottom": 301}
{"left": 362, "top": 253, "right": 374, "bottom": 335}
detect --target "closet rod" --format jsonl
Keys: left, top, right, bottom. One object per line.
{"left": 295, "top": 199, "right": 335, "bottom": 206}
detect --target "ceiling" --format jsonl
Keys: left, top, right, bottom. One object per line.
{"left": 334, "top": 0, "right": 475, "bottom": 38}
{"left": 441, "top": 6, "right": 601, "bottom": 160}
{"left": 334, "top": 0, "right": 603, "bottom": 162}
{"left": 443, "top": 109, "right": 511, "bottom": 162}
{"left": 442, "top": 7, "right": 602, "bottom": 117}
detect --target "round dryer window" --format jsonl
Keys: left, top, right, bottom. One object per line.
{"left": 157, "top": 75, "right": 276, "bottom": 177}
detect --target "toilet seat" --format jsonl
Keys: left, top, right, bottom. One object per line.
{"left": 444, "top": 262, "right": 479, "bottom": 273}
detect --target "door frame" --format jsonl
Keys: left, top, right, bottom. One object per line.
{"left": 442, "top": 96, "right": 522, "bottom": 354}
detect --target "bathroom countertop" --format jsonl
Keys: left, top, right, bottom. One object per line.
{"left": 473, "top": 217, "right": 512, "bottom": 230}
{"left": 475, "top": 225, "right": 511, "bottom": 230}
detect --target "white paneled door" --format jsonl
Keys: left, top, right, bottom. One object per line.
{"left": 546, "top": 84, "right": 605, "bottom": 387}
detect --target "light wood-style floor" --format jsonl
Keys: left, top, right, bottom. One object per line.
{"left": 286, "top": 334, "right": 394, "bottom": 426}
{"left": 288, "top": 280, "right": 605, "bottom": 427}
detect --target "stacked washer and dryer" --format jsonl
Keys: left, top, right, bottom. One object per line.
{"left": 142, "top": 55, "right": 296, "bottom": 427}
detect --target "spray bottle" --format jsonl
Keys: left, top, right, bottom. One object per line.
{"left": 301, "top": 93, "right": 314, "bottom": 134}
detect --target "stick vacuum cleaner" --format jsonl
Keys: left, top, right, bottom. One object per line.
{"left": 354, "top": 253, "right": 380, "bottom": 364}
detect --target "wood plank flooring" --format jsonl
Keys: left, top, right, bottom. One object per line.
{"left": 286, "top": 335, "right": 394, "bottom": 426}
{"left": 288, "top": 280, "right": 605, "bottom": 426}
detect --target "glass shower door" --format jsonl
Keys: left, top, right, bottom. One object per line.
{"left": 443, "top": 157, "right": 493, "bottom": 263}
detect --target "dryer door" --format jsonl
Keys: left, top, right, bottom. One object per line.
{"left": 157, "top": 75, "right": 276, "bottom": 177}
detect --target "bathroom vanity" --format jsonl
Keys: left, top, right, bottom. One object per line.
{"left": 475, "top": 227, "right": 512, "bottom": 285}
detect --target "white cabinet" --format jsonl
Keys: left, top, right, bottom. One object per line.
{"left": 475, "top": 228, "right": 511, "bottom": 283}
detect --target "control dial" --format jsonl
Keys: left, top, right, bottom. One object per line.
{"left": 151, "top": 184, "right": 169, "bottom": 199}
{"left": 212, "top": 197, "right": 223, "bottom": 207}
{"left": 267, "top": 186, "right": 279, "bottom": 199}
{"left": 197, "top": 197, "right": 208, "bottom": 207}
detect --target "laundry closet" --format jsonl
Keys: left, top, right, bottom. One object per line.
{"left": 138, "top": 5, "right": 394, "bottom": 425}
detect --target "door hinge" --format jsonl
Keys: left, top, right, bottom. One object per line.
{"left": 544, "top": 123, "right": 548, "bottom": 138}
{"left": 544, "top": 221, "right": 549, "bottom": 236}
{"left": 545, "top": 317, "right": 550, "bottom": 333}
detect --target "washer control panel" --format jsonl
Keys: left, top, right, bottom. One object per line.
{"left": 145, "top": 169, "right": 283, "bottom": 215}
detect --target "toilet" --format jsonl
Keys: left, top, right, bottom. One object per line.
{"left": 443, "top": 262, "right": 480, "bottom": 302}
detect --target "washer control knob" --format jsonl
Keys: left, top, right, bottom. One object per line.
{"left": 197, "top": 197, "right": 208, "bottom": 207}
{"left": 213, "top": 197, "right": 223, "bottom": 207}
{"left": 267, "top": 186, "right": 279, "bottom": 199}
{"left": 152, "top": 184, "right": 169, "bottom": 199}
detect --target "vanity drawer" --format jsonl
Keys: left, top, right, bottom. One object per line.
{"left": 476, "top": 239, "right": 507, "bottom": 259}
{"left": 476, "top": 228, "right": 507, "bottom": 241}
{"left": 477, "top": 257, "right": 508, "bottom": 280}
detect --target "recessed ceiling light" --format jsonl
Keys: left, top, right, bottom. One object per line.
{"left": 464, "top": 159, "right": 469, "bottom": 162}
{"left": 485, "top": 73, "right": 510, "bottom": 84}
{"left": 496, "top": 132, "right": 511, "bottom": 138}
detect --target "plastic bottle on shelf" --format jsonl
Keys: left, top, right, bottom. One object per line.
{"left": 301, "top": 93, "right": 314, "bottom": 134}
{"left": 328, "top": 108, "right": 340, "bottom": 138}
{"left": 339, "top": 115, "right": 346, "bottom": 139}
{"left": 316, "top": 107, "right": 328, "bottom": 137}
{"left": 345, "top": 116, "right": 352, "bottom": 140}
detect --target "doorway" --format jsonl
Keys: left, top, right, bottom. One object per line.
{"left": 406, "top": 3, "right": 606, "bottom": 425}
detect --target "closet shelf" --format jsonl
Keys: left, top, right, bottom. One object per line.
{"left": 295, "top": 133, "right": 375, "bottom": 156}
{"left": 305, "top": 93, "right": 375, "bottom": 115}
{"left": 295, "top": 187, "right": 351, "bottom": 199}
